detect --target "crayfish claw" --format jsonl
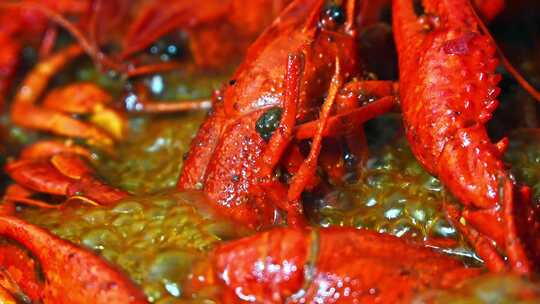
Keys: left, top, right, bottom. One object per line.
{"left": 0, "top": 216, "right": 148, "bottom": 303}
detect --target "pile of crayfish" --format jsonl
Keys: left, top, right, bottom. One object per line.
{"left": 2, "top": 0, "right": 540, "bottom": 303}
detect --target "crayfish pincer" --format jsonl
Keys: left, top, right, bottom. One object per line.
{"left": 0, "top": 216, "right": 147, "bottom": 304}
{"left": 393, "top": 0, "right": 540, "bottom": 274}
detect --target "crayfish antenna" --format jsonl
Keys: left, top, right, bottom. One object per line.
{"left": 344, "top": 0, "right": 357, "bottom": 33}
{"left": 258, "top": 53, "right": 305, "bottom": 177}
{"left": 468, "top": 0, "right": 540, "bottom": 102}
{"left": 288, "top": 57, "right": 342, "bottom": 201}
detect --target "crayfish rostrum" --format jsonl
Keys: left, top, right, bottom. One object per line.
{"left": 2, "top": 0, "right": 540, "bottom": 303}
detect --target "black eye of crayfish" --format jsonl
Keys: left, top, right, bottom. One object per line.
{"left": 320, "top": 4, "right": 345, "bottom": 30}
{"left": 256, "top": 107, "right": 283, "bottom": 141}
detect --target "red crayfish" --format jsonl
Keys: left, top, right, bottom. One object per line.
{"left": 178, "top": 0, "right": 396, "bottom": 228}
{"left": 2, "top": 0, "right": 540, "bottom": 303}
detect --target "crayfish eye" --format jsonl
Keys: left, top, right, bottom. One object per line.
{"left": 256, "top": 107, "right": 283, "bottom": 141}
{"left": 320, "top": 4, "right": 345, "bottom": 30}
{"left": 147, "top": 34, "right": 185, "bottom": 61}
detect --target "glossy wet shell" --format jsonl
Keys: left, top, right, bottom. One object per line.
{"left": 178, "top": 0, "right": 360, "bottom": 228}
{"left": 211, "top": 227, "right": 480, "bottom": 304}
{"left": 393, "top": 0, "right": 505, "bottom": 208}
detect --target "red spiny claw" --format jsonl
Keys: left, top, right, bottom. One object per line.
{"left": 0, "top": 216, "right": 148, "bottom": 303}
{"left": 189, "top": 227, "right": 480, "bottom": 303}
{"left": 4, "top": 141, "right": 128, "bottom": 208}
{"left": 393, "top": 0, "right": 540, "bottom": 273}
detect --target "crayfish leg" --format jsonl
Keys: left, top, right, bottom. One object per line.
{"left": 11, "top": 44, "right": 82, "bottom": 106}
{"left": 5, "top": 159, "right": 75, "bottom": 197}
{"left": 331, "top": 80, "right": 397, "bottom": 177}
{"left": 126, "top": 98, "right": 212, "bottom": 113}
{"left": 3, "top": 183, "right": 61, "bottom": 210}
{"left": 0, "top": 199, "right": 15, "bottom": 216}
{"left": 502, "top": 179, "right": 537, "bottom": 275}
{"left": 10, "top": 45, "right": 117, "bottom": 147}
{"left": 358, "top": 0, "right": 390, "bottom": 27}
{"left": 124, "top": 79, "right": 212, "bottom": 113}
{"left": 294, "top": 80, "right": 396, "bottom": 141}
{"left": 338, "top": 80, "right": 397, "bottom": 100}
{"left": 444, "top": 202, "right": 507, "bottom": 272}
{"left": 252, "top": 181, "right": 307, "bottom": 227}
{"left": 42, "top": 82, "right": 112, "bottom": 114}
{"left": 19, "top": 140, "right": 91, "bottom": 160}
{"left": 291, "top": 80, "right": 396, "bottom": 190}
{"left": 281, "top": 145, "right": 320, "bottom": 191}
{"left": 294, "top": 95, "right": 396, "bottom": 139}
{"left": 0, "top": 238, "right": 42, "bottom": 302}
{"left": 473, "top": 0, "right": 505, "bottom": 21}
{"left": 257, "top": 53, "right": 304, "bottom": 177}
{"left": 288, "top": 58, "right": 343, "bottom": 201}
{"left": 42, "top": 82, "right": 126, "bottom": 141}
{"left": 14, "top": 103, "right": 115, "bottom": 147}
